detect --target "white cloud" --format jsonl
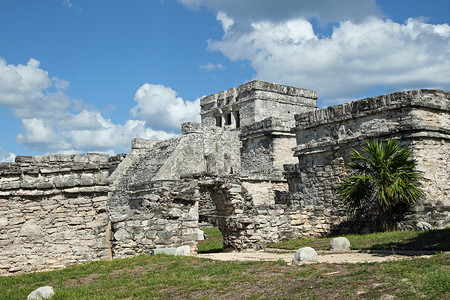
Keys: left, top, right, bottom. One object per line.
{"left": 65, "top": 112, "right": 178, "bottom": 152}
{"left": 209, "top": 17, "right": 450, "bottom": 101}
{"left": 179, "top": 0, "right": 383, "bottom": 24}
{"left": 0, "top": 58, "right": 195, "bottom": 155}
{"left": 0, "top": 58, "right": 52, "bottom": 107}
{"left": 16, "top": 118, "right": 70, "bottom": 151}
{"left": 217, "top": 11, "right": 234, "bottom": 32}
{"left": 62, "top": 0, "right": 73, "bottom": 8}
{"left": 130, "top": 83, "right": 200, "bottom": 132}
{"left": 199, "top": 63, "right": 225, "bottom": 71}
{"left": 0, "top": 147, "right": 15, "bottom": 162}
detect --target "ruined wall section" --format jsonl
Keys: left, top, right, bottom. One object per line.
{"left": 108, "top": 125, "right": 206, "bottom": 212}
{"left": 107, "top": 137, "right": 180, "bottom": 215}
{"left": 198, "top": 175, "right": 321, "bottom": 251}
{"left": 238, "top": 117, "right": 297, "bottom": 210}
{"left": 202, "top": 126, "right": 241, "bottom": 175}
{"left": 107, "top": 125, "right": 206, "bottom": 257}
{"left": 288, "top": 89, "right": 450, "bottom": 232}
{"left": 110, "top": 178, "right": 200, "bottom": 258}
{"left": 240, "top": 117, "right": 297, "bottom": 177}
{"left": 153, "top": 123, "right": 206, "bottom": 181}
{"left": 0, "top": 154, "right": 114, "bottom": 275}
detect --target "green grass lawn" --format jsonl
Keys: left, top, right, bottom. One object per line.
{"left": 2, "top": 228, "right": 449, "bottom": 299}
{"left": 1, "top": 252, "right": 448, "bottom": 299}
{"left": 267, "top": 228, "right": 450, "bottom": 251}
{"left": 198, "top": 227, "right": 450, "bottom": 253}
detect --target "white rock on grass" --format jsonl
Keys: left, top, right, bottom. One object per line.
{"left": 197, "top": 229, "right": 205, "bottom": 241}
{"left": 153, "top": 245, "right": 191, "bottom": 256}
{"left": 176, "top": 245, "right": 191, "bottom": 256}
{"left": 27, "top": 286, "right": 54, "bottom": 300}
{"left": 292, "top": 247, "right": 318, "bottom": 264}
{"left": 328, "top": 237, "right": 351, "bottom": 251}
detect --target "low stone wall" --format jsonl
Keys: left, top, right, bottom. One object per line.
{"left": 0, "top": 154, "right": 113, "bottom": 275}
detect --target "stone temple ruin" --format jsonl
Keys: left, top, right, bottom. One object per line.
{"left": 0, "top": 80, "right": 449, "bottom": 274}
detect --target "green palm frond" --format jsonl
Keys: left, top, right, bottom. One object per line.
{"left": 337, "top": 139, "right": 423, "bottom": 230}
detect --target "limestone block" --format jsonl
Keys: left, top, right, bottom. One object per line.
{"left": 158, "top": 231, "right": 174, "bottom": 240}
{"left": 27, "top": 286, "right": 54, "bottom": 300}
{"left": 176, "top": 245, "right": 191, "bottom": 256}
{"left": 197, "top": 229, "right": 205, "bottom": 240}
{"left": 114, "top": 228, "right": 131, "bottom": 241}
{"left": 292, "top": 247, "right": 318, "bottom": 264}
{"left": 110, "top": 214, "right": 128, "bottom": 222}
{"left": 328, "top": 237, "right": 351, "bottom": 251}
{"left": 0, "top": 217, "right": 8, "bottom": 226}
{"left": 137, "top": 238, "right": 153, "bottom": 245}
{"left": 19, "top": 220, "right": 43, "bottom": 238}
{"left": 153, "top": 247, "right": 177, "bottom": 255}
{"left": 9, "top": 217, "right": 26, "bottom": 225}
{"left": 169, "top": 208, "right": 183, "bottom": 218}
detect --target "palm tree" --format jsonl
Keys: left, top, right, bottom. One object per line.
{"left": 337, "top": 139, "right": 423, "bottom": 231}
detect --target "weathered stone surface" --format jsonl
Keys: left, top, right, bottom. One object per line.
{"left": 114, "top": 229, "right": 131, "bottom": 241}
{"left": 416, "top": 221, "right": 432, "bottom": 231}
{"left": 0, "top": 154, "right": 113, "bottom": 275}
{"left": 200, "top": 80, "right": 317, "bottom": 129}
{"left": 153, "top": 247, "right": 177, "bottom": 255}
{"left": 27, "top": 286, "right": 54, "bottom": 300}
{"left": 292, "top": 247, "right": 318, "bottom": 264}
{"left": 176, "top": 245, "right": 191, "bottom": 256}
{"left": 328, "top": 237, "right": 351, "bottom": 251}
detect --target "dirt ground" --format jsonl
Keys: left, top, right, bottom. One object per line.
{"left": 195, "top": 249, "right": 433, "bottom": 264}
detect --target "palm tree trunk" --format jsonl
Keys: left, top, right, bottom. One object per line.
{"left": 379, "top": 207, "right": 393, "bottom": 231}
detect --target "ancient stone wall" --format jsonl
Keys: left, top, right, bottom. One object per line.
{"left": 197, "top": 175, "right": 326, "bottom": 251}
{"left": 108, "top": 128, "right": 203, "bottom": 214}
{"left": 107, "top": 126, "right": 208, "bottom": 259}
{"left": 407, "top": 138, "right": 450, "bottom": 228}
{"left": 288, "top": 89, "right": 450, "bottom": 232}
{"left": 110, "top": 178, "right": 200, "bottom": 258}
{"left": 202, "top": 126, "right": 241, "bottom": 175}
{"left": 0, "top": 154, "right": 114, "bottom": 275}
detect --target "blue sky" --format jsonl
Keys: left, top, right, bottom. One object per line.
{"left": 0, "top": 0, "right": 449, "bottom": 161}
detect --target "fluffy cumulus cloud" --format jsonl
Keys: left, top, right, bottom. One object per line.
{"left": 0, "top": 58, "right": 52, "bottom": 107}
{"left": 210, "top": 17, "right": 450, "bottom": 101}
{"left": 180, "top": 0, "right": 450, "bottom": 104}
{"left": 130, "top": 83, "right": 200, "bottom": 132}
{"left": 0, "top": 58, "right": 196, "bottom": 158}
